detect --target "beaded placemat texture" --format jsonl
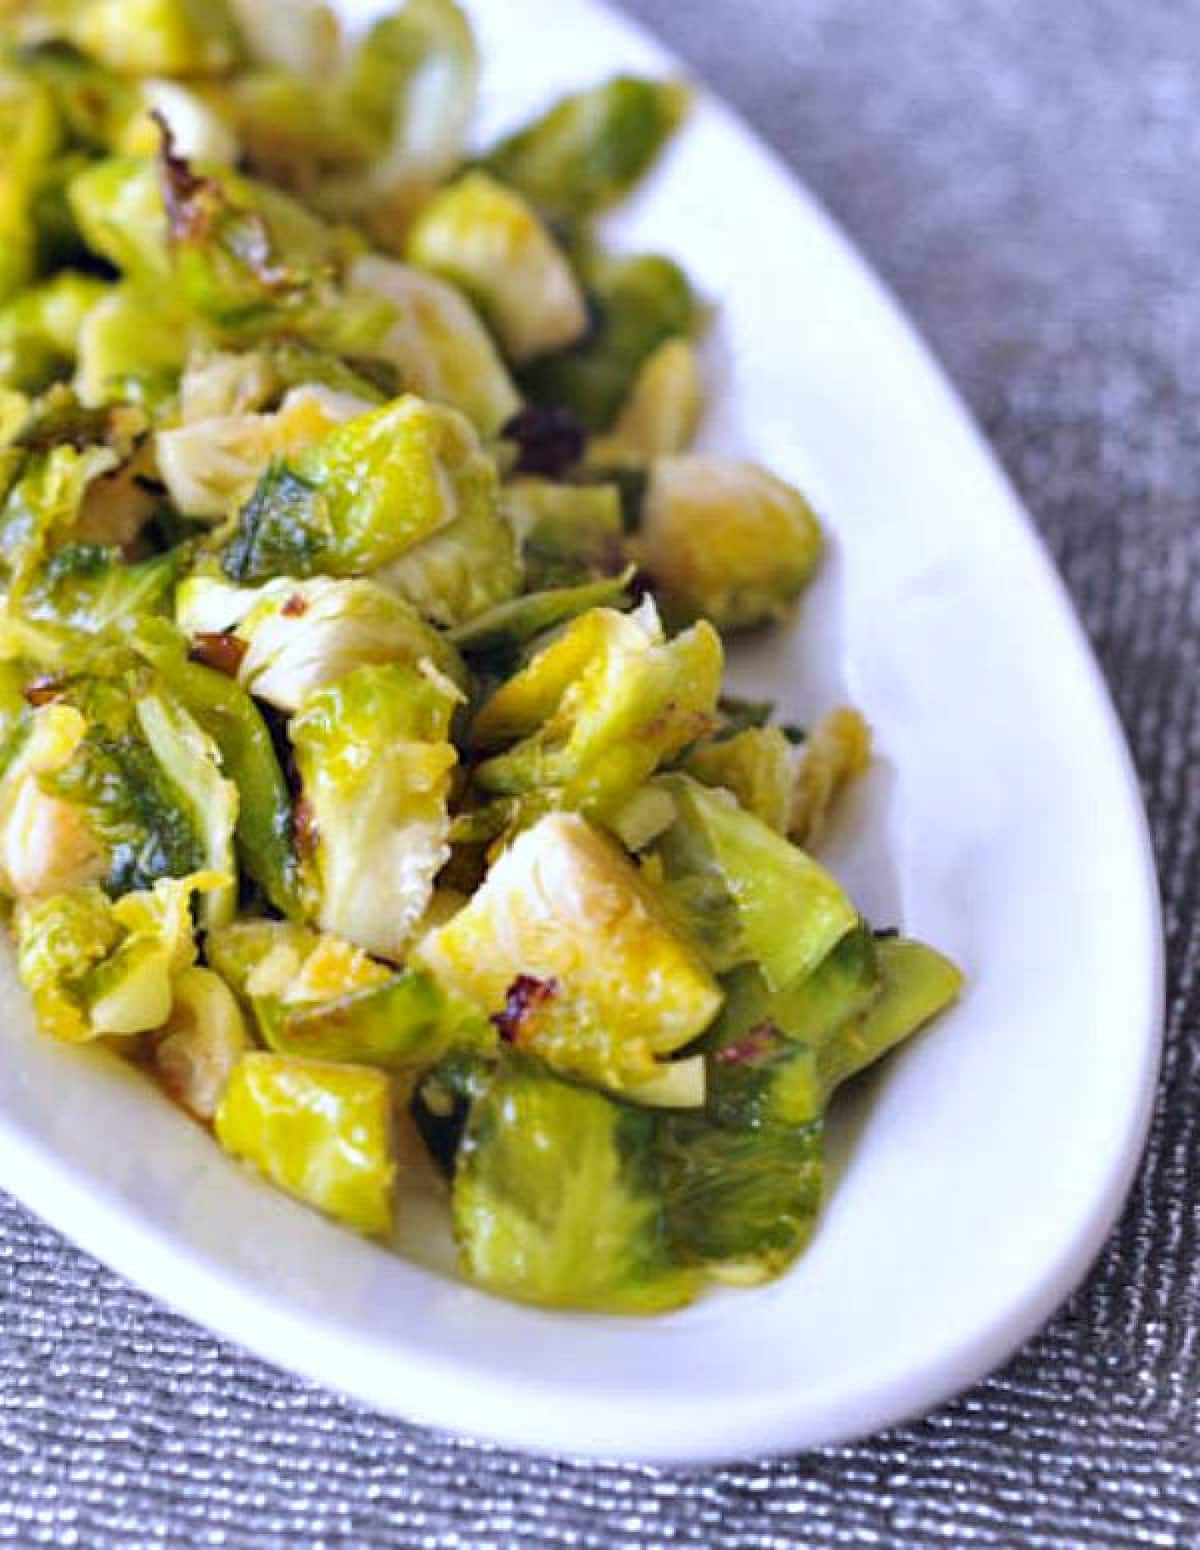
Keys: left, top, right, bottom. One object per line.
{"left": 0, "top": 1, "right": 1195, "bottom": 1543}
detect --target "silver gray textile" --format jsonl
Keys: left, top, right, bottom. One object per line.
{"left": 0, "top": 1, "right": 1195, "bottom": 1542}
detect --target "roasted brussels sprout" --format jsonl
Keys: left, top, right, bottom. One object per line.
{"left": 74, "top": 284, "right": 190, "bottom": 410}
{"left": 68, "top": 0, "right": 241, "bottom": 77}
{"left": 154, "top": 963, "right": 248, "bottom": 1120}
{"left": 416, "top": 811, "right": 722, "bottom": 1092}
{"left": 653, "top": 775, "right": 858, "bottom": 989}
{"left": 407, "top": 172, "right": 587, "bottom": 363}
{"left": 215, "top": 1052, "right": 396, "bottom": 1236}
{"left": 588, "top": 335, "right": 702, "bottom": 465}
{"left": 0, "top": 702, "right": 106, "bottom": 899}
{"left": 638, "top": 455, "right": 822, "bottom": 630}
{"left": 471, "top": 599, "right": 721, "bottom": 817}
{"left": 290, "top": 661, "right": 459, "bottom": 961}
{"left": 0, "top": 272, "right": 111, "bottom": 393}
{"left": 483, "top": 76, "right": 687, "bottom": 222}
{"left": 502, "top": 476, "right": 626, "bottom": 591}
{"left": 789, "top": 705, "right": 873, "bottom": 847}
{"left": 684, "top": 725, "right": 795, "bottom": 834}
{"left": 453, "top": 1051, "right": 699, "bottom": 1312}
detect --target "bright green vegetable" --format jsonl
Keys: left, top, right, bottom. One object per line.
{"left": 215, "top": 1052, "right": 396, "bottom": 1236}
{"left": 219, "top": 396, "right": 496, "bottom": 584}
{"left": 448, "top": 568, "right": 633, "bottom": 659}
{"left": 416, "top": 811, "right": 722, "bottom": 1092}
{"left": 653, "top": 775, "right": 858, "bottom": 989}
{"left": 18, "top": 543, "right": 177, "bottom": 633}
{"left": 684, "top": 725, "right": 795, "bottom": 833}
{"left": 471, "top": 599, "right": 722, "bottom": 817}
{"left": 483, "top": 76, "right": 687, "bottom": 222}
{"left": 74, "top": 284, "right": 190, "bottom": 410}
{"left": 68, "top": 0, "right": 241, "bottom": 77}
{"left": 290, "top": 661, "right": 459, "bottom": 962}
{"left": 407, "top": 172, "right": 587, "bottom": 363}
{"left": 639, "top": 455, "right": 822, "bottom": 630}
{"left": 588, "top": 335, "right": 703, "bottom": 464}
{"left": 0, "top": 272, "right": 111, "bottom": 393}
{"left": 520, "top": 249, "right": 695, "bottom": 431}
{"left": 0, "top": 442, "right": 118, "bottom": 584}
{"left": 453, "top": 1051, "right": 699, "bottom": 1312}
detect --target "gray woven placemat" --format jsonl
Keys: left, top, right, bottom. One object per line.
{"left": 1, "top": 1, "right": 1195, "bottom": 1543}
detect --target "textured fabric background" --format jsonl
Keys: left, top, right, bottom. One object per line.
{"left": 0, "top": 1, "right": 1193, "bottom": 1543}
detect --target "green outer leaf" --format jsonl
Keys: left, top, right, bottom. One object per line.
{"left": 448, "top": 568, "right": 632, "bottom": 655}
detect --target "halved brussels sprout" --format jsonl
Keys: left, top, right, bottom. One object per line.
{"left": 588, "top": 336, "right": 702, "bottom": 465}
{"left": 215, "top": 1052, "right": 395, "bottom": 1236}
{"left": 789, "top": 705, "right": 873, "bottom": 848}
{"left": 157, "top": 382, "right": 373, "bottom": 520}
{"left": 0, "top": 702, "right": 106, "bottom": 899}
{"left": 653, "top": 775, "right": 858, "bottom": 989}
{"left": 503, "top": 477, "right": 626, "bottom": 591}
{"left": 482, "top": 76, "right": 687, "bottom": 222}
{"left": 407, "top": 172, "right": 587, "bottom": 363}
{"left": 452, "top": 1051, "right": 699, "bottom": 1312}
{"left": 14, "top": 870, "right": 219, "bottom": 1042}
{"left": 639, "top": 455, "right": 822, "bottom": 631}
{"left": 177, "top": 573, "right": 465, "bottom": 714}
{"left": 219, "top": 396, "right": 496, "bottom": 584}
{"left": 290, "top": 661, "right": 459, "bottom": 962}
{"left": 0, "top": 272, "right": 112, "bottom": 393}
{"left": 684, "top": 725, "right": 795, "bottom": 834}
{"left": 154, "top": 963, "right": 248, "bottom": 1120}
{"left": 348, "top": 253, "right": 520, "bottom": 436}
{"left": 68, "top": 0, "right": 241, "bottom": 77}
{"left": 471, "top": 599, "right": 722, "bottom": 817}
{"left": 659, "top": 1113, "right": 823, "bottom": 1284}
{"left": 519, "top": 248, "right": 694, "bottom": 431}
{"left": 416, "top": 812, "right": 722, "bottom": 1091}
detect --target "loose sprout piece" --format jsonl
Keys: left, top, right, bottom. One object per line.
{"left": 416, "top": 811, "right": 722, "bottom": 1093}
{"left": 407, "top": 172, "right": 588, "bottom": 363}
{"left": 0, "top": 2, "right": 962, "bottom": 1315}
{"left": 215, "top": 1052, "right": 396, "bottom": 1237}
{"left": 471, "top": 599, "right": 722, "bottom": 817}
{"left": 638, "top": 455, "right": 823, "bottom": 631}
{"left": 452, "top": 1051, "right": 700, "bottom": 1313}
{"left": 482, "top": 76, "right": 688, "bottom": 223}
{"left": 290, "top": 661, "right": 459, "bottom": 962}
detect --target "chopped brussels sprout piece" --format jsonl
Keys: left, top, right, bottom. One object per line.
{"left": 290, "top": 662, "right": 459, "bottom": 962}
{"left": 348, "top": 254, "right": 520, "bottom": 435}
{"left": 207, "top": 917, "right": 389, "bottom": 1012}
{"left": 520, "top": 248, "right": 695, "bottom": 431}
{"left": 135, "top": 688, "right": 238, "bottom": 927}
{"left": 219, "top": 396, "right": 496, "bottom": 584}
{"left": 472, "top": 599, "right": 722, "bottom": 817}
{"left": 262, "top": 967, "right": 493, "bottom": 1070}
{"left": 157, "top": 383, "right": 372, "bottom": 520}
{"left": 639, "top": 455, "right": 822, "bottom": 630}
{"left": 183, "top": 573, "right": 466, "bottom": 714}
{"left": 135, "top": 621, "right": 304, "bottom": 920}
{"left": 589, "top": 336, "right": 703, "bottom": 465}
{"left": 417, "top": 812, "right": 722, "bottom": 1089}
{"left": 14, "top": 871, "right": 218, "bottom": 1042}
{"left": 448, "top": 568, "right": 633, "bottom": 658}
{"left": 685, "top": 725, "right": 795, "bottom": 834}
{"left": 660, "top": 1113, "right": 823, "bottom": 1284}
{"left": 407, "top": 172, "right": 587, "bottom": 363}
{"left": 154, "top": 963, "right": 248, "bottom": 1120}
{"left": 654, "top": 775, "right": 858, "bottom": 989}
{"left": 215, "top": 1052, "right": 395, "bottom": 1236}
{"left": 482, "top": 76, "right": 687, "bottom": 221}
{"left": 0, "top": 702, "right": 106, "bottom": 899}
{"left": 790, "top": 706, "right": 873, "bottom": 847}
{"left": 67, "top": 156, "right": 174, "bottom": 283}
{"left": 453, "top": 1051, "right": 699, "bottom": 1312}
{"left": 0, "top": 272, "right": 111, "bottom": 393}
{"left": 225, "top": 0, "right": 338, "bottom": 76}
{"left": 819, "top": 935, "right": 963, "bottom": 1094}
{"left": 503, "top": 477, "right": 626, "bottom": 590}
{"left": 69, "top": 0, "right": 241, "bottom": 77}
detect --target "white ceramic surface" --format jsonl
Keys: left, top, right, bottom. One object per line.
{"left": 0, "top": 0, "right": 1163, "bottom": 1463}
